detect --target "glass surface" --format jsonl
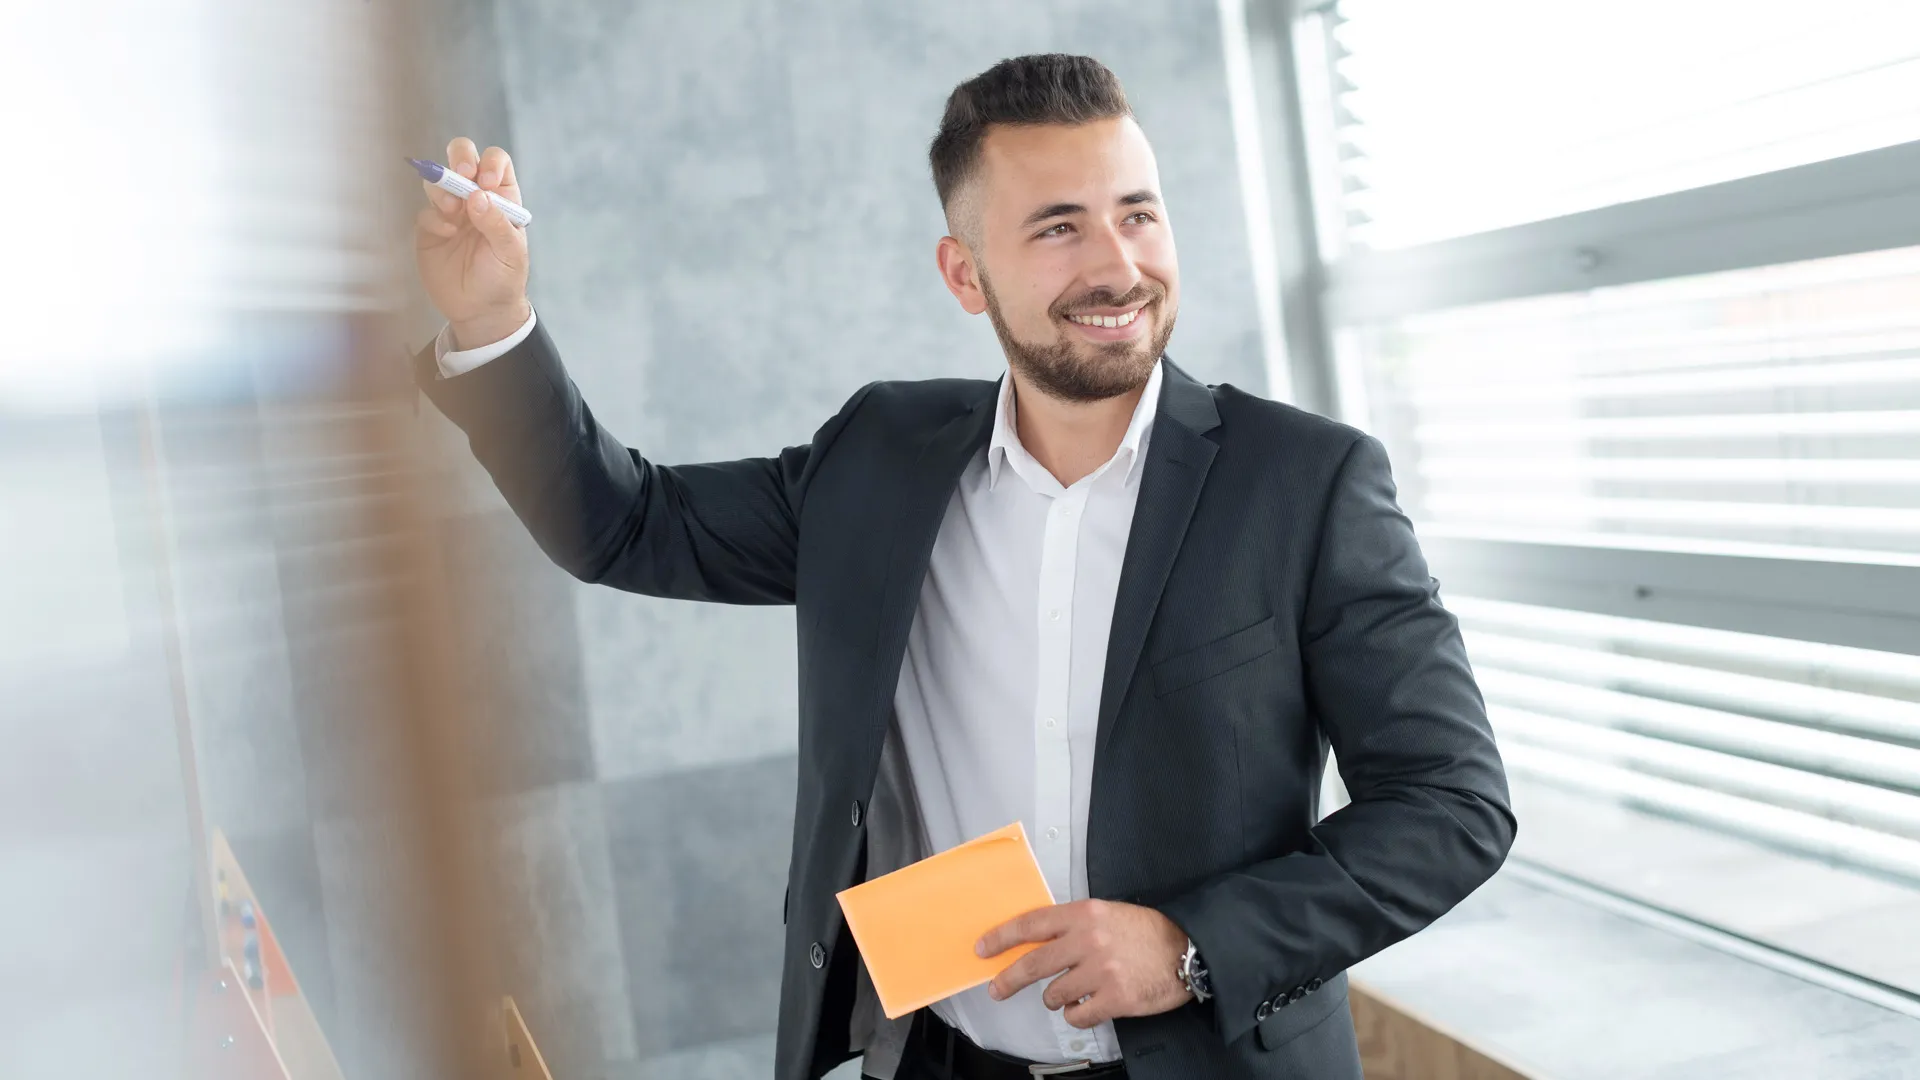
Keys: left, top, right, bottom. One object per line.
{"left": 1, "top": 3, "right": 412, "bottom": 1076}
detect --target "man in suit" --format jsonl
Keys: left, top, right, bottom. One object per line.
{"left": 413, "top": 53, "right": 1512, "bottom": 1080}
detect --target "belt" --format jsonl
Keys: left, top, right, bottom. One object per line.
{"left": 907, "top": 1009, "right": 1129, "bottom": 1080}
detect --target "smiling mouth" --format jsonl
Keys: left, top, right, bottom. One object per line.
{"left": 1065, "top": 307, "right": 1142, "bottom": 329}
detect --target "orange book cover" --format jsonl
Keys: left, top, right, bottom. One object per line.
{"left": 835, "top": 821, "right": 1056, "bottom": 1019}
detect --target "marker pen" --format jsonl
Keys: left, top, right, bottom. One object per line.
{"left": 408, "top": 157, "right": 533, "bottom": 227}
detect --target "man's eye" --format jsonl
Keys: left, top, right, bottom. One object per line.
{"left": 1039, "top": 223, "right": 1071, "bottom": 238}
{"left": 1126, "top": 211, "right": 1156, "bottom": 225}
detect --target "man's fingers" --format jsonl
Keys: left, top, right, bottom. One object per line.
{"left": 465, "top": 190, "right": 527, "bottom": 258}
{"left": 987, "top": 939, "right": 1075, "bottom": 1002}
{"left": 477, "top": 145, "right": 519, "bottom": 198}
{"left": 415, "top": 204, "right": 459, "bottom": 240}
{"left": 1062, "top": 993, "right": 1111, "bottom": 1030}
{"left": 977, "top": 904, "right": 1065, "bottom": 959}
{"left": 439, "top": 138, "right": 523, "bottom": 205}
{"left": 1040, "top": 965, "right": 1103, "bottom": 1012}
{"left": 421, "top": 179, "right": 462, "bottom": 216}
{"left": 447, "top": 136, "right": 480, "bottom": 179}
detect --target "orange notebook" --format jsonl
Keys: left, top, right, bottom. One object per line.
{"left": 836, "top": 821, "right": 1057, "bottom": 1019}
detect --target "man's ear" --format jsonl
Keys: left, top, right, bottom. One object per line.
{"left": 935, "top": 235, "right": 989, "bottom": 315}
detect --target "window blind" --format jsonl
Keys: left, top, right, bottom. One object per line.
{"left": 1352, "top": 244, "right": 1920, "bottom": 559}
{"left": 1299, "top": 0, "right": 1920, "bottom": 250}
{"left": 1454, "top": 596, "right": 1920, "bottom": 884}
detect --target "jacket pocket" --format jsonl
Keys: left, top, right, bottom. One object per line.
{"left": 1151, "top": 615, "right": 1279, "bottom": 697}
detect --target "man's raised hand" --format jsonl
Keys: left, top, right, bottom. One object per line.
{"left": 414, "top": 137, "right": 531, "bottom": 350}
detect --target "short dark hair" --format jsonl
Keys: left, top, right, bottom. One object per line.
{"left": 929, "top": 54, "right": 1132, "bottom": 212}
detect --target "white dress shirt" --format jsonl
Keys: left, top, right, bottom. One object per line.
{"left": 435, "top": 315, "right": 1161, "bottom": 1067}
{"left": 891, "top": 360, "right": 1160, "bottom": 1065}
{"left": 433, "top": 309, "right": 539, "bottom": 377}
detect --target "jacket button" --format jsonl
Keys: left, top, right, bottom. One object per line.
{"left": 851, "top": 801, "right": 863, "bottom": 827}
{"left": 1255, "top": 1000, "right": 1272, "bottom": 1021}
{"left": 809, "top": 942, "right": 826, "bottom": 969}
{"left": 1307, "top": 978, "right": 1323, "bottom": 993}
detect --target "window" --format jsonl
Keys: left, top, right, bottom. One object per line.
{"left": 1296, "top": 0, "right": 1920, "bottom": 252}
{"left": 1275, "top": 0, "right": 1920, "bottom": 996}
{"left": 1353, "top": 245, "right": 1920, "bottom": 559}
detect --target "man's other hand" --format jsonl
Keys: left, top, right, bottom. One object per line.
{"left": 976, "top": 899, "right": 1193, "bottom": 1029}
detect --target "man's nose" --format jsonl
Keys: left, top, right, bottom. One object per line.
{"left": 1079, "top": 221, "right": 1143, "bottom": 299}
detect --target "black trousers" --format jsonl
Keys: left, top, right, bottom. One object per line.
{"left": 866, "top": 1009, "right": 1130, "bottom": 1080}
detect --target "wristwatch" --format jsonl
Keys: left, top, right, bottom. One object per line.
{"left": 1177, "top": 938, "right": 1212, "bottom": 1003}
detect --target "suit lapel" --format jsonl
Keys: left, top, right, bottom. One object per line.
{"left": 1096, "top": 361, "right": 1221, "bottom": 761}
{"left": 862, "top": 384, "right": 998, "bottom": 753}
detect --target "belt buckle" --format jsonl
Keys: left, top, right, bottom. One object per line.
{"left": 1029, "top": 1062, "right": 1093, "bottom": 1076}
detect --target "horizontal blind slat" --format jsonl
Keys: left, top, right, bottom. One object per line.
{"left": 1503, "top": 743, "right": 1920, "bottom": 883}
{"left": 1495, "top": 707, "right": 1920, "bottom": 839}
{"left": 1477, "top": 668, "right": 1920, "bottom": 790}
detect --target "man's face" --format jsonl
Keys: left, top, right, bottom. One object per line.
{"left": 940, "top": 116, "right": 1179, "bottom": 402}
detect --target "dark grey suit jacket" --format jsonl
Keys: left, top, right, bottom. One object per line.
{"left": 417, "top": 323, "right": 1515, "bottom": 1080}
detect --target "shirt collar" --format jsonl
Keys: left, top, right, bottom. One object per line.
{"left": 987, "top": 359, "right": 1164, "bottom": 492}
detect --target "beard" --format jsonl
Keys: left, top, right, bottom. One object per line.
{"left": 979, "top": 271, "right": 1176, "bottom": 404}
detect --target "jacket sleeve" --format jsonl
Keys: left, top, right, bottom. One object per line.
{"left": 416, "top": 319, "right": 873, "bottom": 604}
{"left": 1157, "top": 434, "right": 1515, "bottom": 1045}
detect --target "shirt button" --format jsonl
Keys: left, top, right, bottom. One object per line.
{"left": 1044, "top": 717, "right": 1057, "bottom": 729}
{"left": 809, "top": 942, "right": 826, "bottom": 969}
{"left": 1070, "top": 1039, "right": 1086, "bottom": 1052}
{"left": 1046, "top": 827, "right": 1061, "bottom": 841}
{"left": 1048, "top": 609, "right": 1061, "bottom": 621}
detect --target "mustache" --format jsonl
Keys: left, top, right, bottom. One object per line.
{"left": 1053, "top": 282, "right": 1163, "bottom": 319}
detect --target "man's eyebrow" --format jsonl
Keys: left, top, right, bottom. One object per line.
{"left": 1020, "top": 202, "right": 1086, "bottom": 230}
{"left": 1020, "top": 191, "right": 1164, "bottom": 231}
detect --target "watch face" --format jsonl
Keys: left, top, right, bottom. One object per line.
{"left": 1188, "top": 949, "right": 1211, "bottom": 996}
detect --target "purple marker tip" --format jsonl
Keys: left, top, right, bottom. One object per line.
{"left": 407, "top": 157, "right": 444, "bottom": 182}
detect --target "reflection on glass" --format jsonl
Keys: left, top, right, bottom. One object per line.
{"left": 0, "top": 3, "right": 471, "bottom": 1078}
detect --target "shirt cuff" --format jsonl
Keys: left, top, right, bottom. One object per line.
{"left": 434, "top": 307, "right": 538, "bottom": 378}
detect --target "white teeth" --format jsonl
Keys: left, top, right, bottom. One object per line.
{"left": 1070, "top": 309, "right": 1141, "bottom": 328}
